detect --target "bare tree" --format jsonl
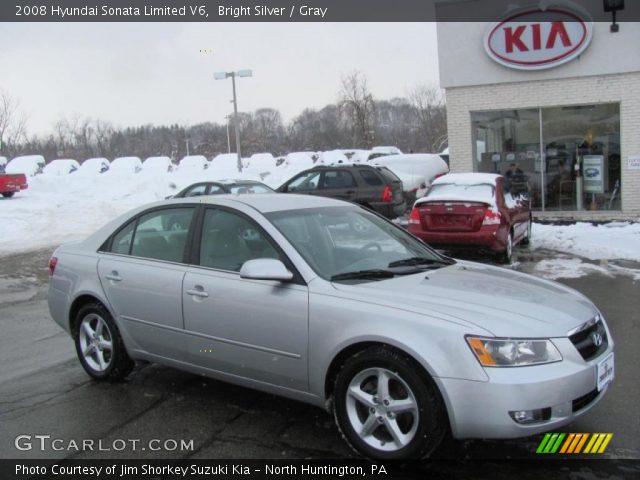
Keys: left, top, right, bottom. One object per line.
{"left": 339, "top": 71, "right": 376, "bottom": 148}
{"left": 408, "top": 85, "right": 447, "bottom": 152}
{"left": 0, "top": 90, "right": 28, "bottom": 156}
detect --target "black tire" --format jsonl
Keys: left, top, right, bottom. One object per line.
{"left": 74, "top": 302, "right": 134, "bottom": 381}
{"left": 500, "top": 232, "right": 513, "bottom": 264}
{"left": 2, "top": 192, "right": 15, "bottom": 198}
{"left": 333, "top": 346, "right": 447, "bottom": 460}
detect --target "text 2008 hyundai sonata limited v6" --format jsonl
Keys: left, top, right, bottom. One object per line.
{"left": 48, "top": 194, "right": 614, "bottom": 459}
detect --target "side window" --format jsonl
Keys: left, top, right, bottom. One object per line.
{"left": 130, "top": 208, "right": 195, "bottom": 262}
{"left": 359, "top": 169, "right": 384, "bottom": 186}
{"left": 322, "top": 170, "right": 356, "bottom": 189}
{"left": 208, "top": 185, "right": 224, "bottom": 195}
{"left": 110, "top": 220, "right": 136, "bottom": 255}
{"left": 287, "top": 171, "right": 321, "bottom": 191}
{"left": 185, "top": 184, "right": 207, "bottom": 197}
{"left": 199, "top": 209, "right": 281, "bottom": 272}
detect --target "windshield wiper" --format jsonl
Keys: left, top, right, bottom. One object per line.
{"left": 330, "top": 269, "right": 396, "bottom": 281}
{"left": 387, "top": 257, "right": 456, "bottom": 268}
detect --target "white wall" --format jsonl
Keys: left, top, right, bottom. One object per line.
{"left": 437, "top": 21, "right": 640, "bottom": 88}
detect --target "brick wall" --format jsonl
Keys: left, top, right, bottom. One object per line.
{"left": 445, "top": 72, "right": 640, "bottom": 219}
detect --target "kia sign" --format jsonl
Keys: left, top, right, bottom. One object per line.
{"left": 485, "top": 8, "right": 593, "bottom": 70}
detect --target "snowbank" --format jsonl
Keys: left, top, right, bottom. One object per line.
{"left": 531, "top": 222, "right": 640, "bottom": 262}
{"left": 42, "top": 159, "right": 80, "bottom": 176}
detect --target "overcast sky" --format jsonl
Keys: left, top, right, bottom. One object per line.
{"left": 0, "top": 23, "right": 440, "bottom": 136}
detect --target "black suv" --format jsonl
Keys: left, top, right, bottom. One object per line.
{"left": 277, "top": 164, "right": 406, "bottom": 218}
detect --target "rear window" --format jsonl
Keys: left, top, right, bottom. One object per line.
{"left": 358, "top": 169, "right": 384, "bottom": 186}
{"left": 427, "top": 183, "right": 495, "bottom": 200}
{"left": 376, "top": 167, "right": 401, "bottom": 183}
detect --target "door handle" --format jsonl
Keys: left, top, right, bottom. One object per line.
{"left": 186, "top": 287, "right": 209, "bottom": 298}
{"left": 105, "top": 271, "right": 122, "bottom": 282}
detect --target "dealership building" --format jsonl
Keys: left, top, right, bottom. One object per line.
{"left": 437, "top": 4, "right": 640, "bottom": 219}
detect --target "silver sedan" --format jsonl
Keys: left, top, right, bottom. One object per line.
{"left": 48, "top": 194, "right": 614, "bottom": 459}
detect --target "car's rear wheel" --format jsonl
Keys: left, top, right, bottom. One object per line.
{"left": 2, "top": 192, "right": 15, "bottom": 198}
{"left": 521, "top": 215, "right": 532, "bottom": 246}
{"left": 333, "top": 346, "right": 446, "bottom": 460}
{"left": 74, "top": 303, "right": 134, "bottom": 380}
{"left": 500, "top": 232, "right": 513, "bottom": 264}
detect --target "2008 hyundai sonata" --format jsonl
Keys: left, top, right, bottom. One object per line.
{"left": 48, "top": 194, "right": 614, "bottom": 459}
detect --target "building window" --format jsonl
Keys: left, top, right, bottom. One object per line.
{"left": 472, "top": 103, "right": 621, "bottom": 211}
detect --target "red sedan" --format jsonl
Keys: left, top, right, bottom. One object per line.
{"left": 408, "top": 173, "right": 531, "bottom": 263}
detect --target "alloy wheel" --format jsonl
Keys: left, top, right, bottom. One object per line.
{"left": 78, "top": 313, "right": 113, "bottom": 372}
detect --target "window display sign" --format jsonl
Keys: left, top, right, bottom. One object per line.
{"left": 583, "top": 155, "right": 604, "bottom": 194}
{"left": 628, "top": 156, "right": 640, "bottom": 170}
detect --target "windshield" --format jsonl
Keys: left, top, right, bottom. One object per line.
{"left": 266, "top": 206, "right": 447, "bottom": 281}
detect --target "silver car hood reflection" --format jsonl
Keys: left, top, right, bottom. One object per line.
{"left": 330, "top": 261, "right": 597, "bottom": 338}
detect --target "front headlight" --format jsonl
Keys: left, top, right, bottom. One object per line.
{"left": 466, "top": 336, "right": 562, "bottom": 367}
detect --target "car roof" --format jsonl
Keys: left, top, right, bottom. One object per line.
{"left": 433, "top": 173, "right": 501, "bottom": 186}
{"left": 169, "top": 193, "right": 349, "bottom": 213}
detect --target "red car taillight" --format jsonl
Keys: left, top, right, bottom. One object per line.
{"left": 408, "top": 208, "right": 421, "bottom": 225}
{"left": 382, "top": 185, "right": 393, "bottom": 203}
{"left": 48, "top": 256, "right": 58, "bottom": 276}
{"left": 482, "top": 210, "right": 501, "bottom": 226}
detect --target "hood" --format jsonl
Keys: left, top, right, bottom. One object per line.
{"left": 331, "top": 261, "right": 597, "bottom": 338}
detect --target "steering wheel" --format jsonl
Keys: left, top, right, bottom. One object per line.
{"left": 360, "top": 242, "right": 382, "bottom": 252}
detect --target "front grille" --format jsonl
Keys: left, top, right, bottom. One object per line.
{"left": 572, "top": 389, "right": 599, "bottom": 413}
{"left": 569, "top": 319, "right": 608, "bottom": 361}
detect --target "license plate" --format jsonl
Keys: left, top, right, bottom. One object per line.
{"left": 596, "top": 352, "right": 614, "bottom": 391}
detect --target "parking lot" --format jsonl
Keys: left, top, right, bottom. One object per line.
{"left": 0, "top": 247, "right": 638, "bottom": 474}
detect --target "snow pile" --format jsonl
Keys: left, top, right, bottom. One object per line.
{"left": 532, "top": 222, "right": 640, "bottom": 262}
{"left": 42, "top": 159, "right": 80, "bottom": 176}
{"left": 5, "top": 155, "right": 45, "bottom": 176}
{"left": 110, "top": 156, "right": 142, "bottom": 174}
{"left": 534, "top": 257, "right": 640, "bottom": 281}
{"left": 178, "top": 155, "right": 208, "bottom": 171}
{"left": 143, "top": 156, "right": 174, "bottom": 173}
{"left": 78, "top": 158, "right": 110, "bottom": 175}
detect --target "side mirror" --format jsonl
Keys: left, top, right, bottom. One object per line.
{"left": 239, "top": 259, "right": 293, "bottom": 282}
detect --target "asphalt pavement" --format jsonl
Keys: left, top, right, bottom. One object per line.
{"left": 0, "top": 247, "right": 638, "bottom": 474}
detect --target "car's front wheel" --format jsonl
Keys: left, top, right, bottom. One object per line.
{"left": 74, "top": 303, "right": 134, "bottom": 380}
{"left": 333, "top": 346, "right": 446, "bottom": 460}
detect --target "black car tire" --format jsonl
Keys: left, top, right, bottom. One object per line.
{"left": 333, "top": 346, "right": 447, "bottom": 460}
{"left": 74, "top": 303, "right": 134, "bottom": 381}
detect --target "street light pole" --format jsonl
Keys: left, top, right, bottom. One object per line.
{"left": 230, "top": 73, "right": 242, "bottom": 172}
{"left": 224, "top": 115, "right": 231, "bottom": 154}
{"left": 214, "top": 69, "right": 252, "bottom": 173}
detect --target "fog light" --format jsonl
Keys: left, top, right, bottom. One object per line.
{"left": 509, "top": 408, "right": 551, "bottom": 424}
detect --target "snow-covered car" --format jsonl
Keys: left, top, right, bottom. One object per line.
{"left": 42, "top": 159, "right": 80, "bottom": 176}
{"left": 372, "top": 154, "right": 449, "bottom": 203}
{"left": 78, "top": 158, "right": 110, "bottom": 175}
{"left": 245, "top": 153, "right": 276, "bottom": 177}
{"left": 367, "top": 146, "right": 402, "bottom": 161}
{"left": 110, "top": 157, "right": 142, "bottom": 174}
{"left": 319, "top": 150, "right": 349, "bottom": 165}
{"left": 6, "top": 155, "right": 46, "bottom": 176}
{"left": 285, "top": 152, "right": 316, "bottom": 170}
{"left": 143, "top": 156, "right": 174, "bottom": 173}
{"left": 178, "top": 155, "right": 209, "bottom": 171}
{"left": 48, "top": 194, "right": 614, "bottom": 460}
{"left": 210, "top": 153, "right": 243, "bottom": 175}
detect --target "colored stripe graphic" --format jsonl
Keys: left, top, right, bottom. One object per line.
{"left": 537, "top": 433, "right": 613, "bottom": 454}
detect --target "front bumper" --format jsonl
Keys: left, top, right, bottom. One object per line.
{"left": 437, "top": 337, "right": 614, "bottom": 439}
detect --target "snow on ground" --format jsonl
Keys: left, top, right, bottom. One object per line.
{"left": 534, "top": 257, "right": 640, "bottom": 281}
{"left": 531, "top": 222, "right": 640, "bottom": 262}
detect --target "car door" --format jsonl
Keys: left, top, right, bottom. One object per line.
{"left": 97, "top": 206, "right": 196, "bottom": 359}
{"left": 182, "top": 207, "right": 309, "bottom": 391}
{"left": 320, "top": 169, "right": 358, "bottom": 201}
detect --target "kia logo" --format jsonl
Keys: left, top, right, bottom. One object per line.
{"left": 485, "top": 7, "right": 593, "bottom": 70}
{"left": 591, "top": 332, "right": 603, "bottom": 348}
